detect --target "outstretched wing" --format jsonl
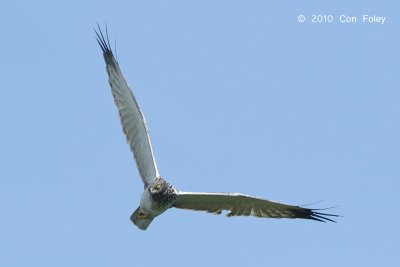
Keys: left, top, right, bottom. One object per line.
{"left": 95, "top": 26, "right": 159, "bottom": 187}
{"left": 173, "top": 191, "right": 338, "bottom": 222}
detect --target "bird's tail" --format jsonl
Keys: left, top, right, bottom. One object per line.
{"left": 130, "top": 207, "right": 154, "bottom": 230}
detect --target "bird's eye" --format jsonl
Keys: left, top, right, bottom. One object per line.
{"left": 155, "top": 184, "right": 161, "bottom": 190}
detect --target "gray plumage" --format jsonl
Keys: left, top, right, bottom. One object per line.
{"left": 95, "top": 25, "right": 338, "bottom": 230}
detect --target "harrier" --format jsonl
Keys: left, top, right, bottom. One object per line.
{"left": 95, "top": 26, "right": 338, "bottom": 230}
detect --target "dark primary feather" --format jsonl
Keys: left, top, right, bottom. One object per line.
{"left": 95, "top": 24, "right": 121, "bottom": 71}
{"left": 173, "top": 192, "right": 338, "bottom": 222}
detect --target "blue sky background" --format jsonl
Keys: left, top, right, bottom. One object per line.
{"left": 1, "top": 1, "right": 399, "bottom": 266}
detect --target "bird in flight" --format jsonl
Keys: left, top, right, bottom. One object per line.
{"left": 95, "top": 25, "right": 338, "bottom": 230}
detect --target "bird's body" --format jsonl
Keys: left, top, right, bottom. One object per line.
{"left": 95, "top": 25, "right": 339, "bottom": 230}
{"left": 131, "top": 177, "right": 178, "bottom": 229}
{"left": 141, "top": 177, "right": 178, "bottom": 216}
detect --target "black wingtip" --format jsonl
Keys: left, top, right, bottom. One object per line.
{"left": 310, "top": 210, "right": 340, "bottom": 223}
{"left": 94, "top": 23, "right": 113, "bottom": 55}
{"left": 289, "top": 205, "right": 340, "bottom": 223}
{"left": 308, "top": 207, "right": 341, "bottom": 223}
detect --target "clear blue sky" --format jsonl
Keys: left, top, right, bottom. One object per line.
{"left": 1, "top": 1, "right": 399, "bottom": 266}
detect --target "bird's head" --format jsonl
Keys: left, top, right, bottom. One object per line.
{"left": 147, "top": 177, "right": 177, "bottom": 205}
{"left": 149, "top": 177, "right": 168, "bottom": 195}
